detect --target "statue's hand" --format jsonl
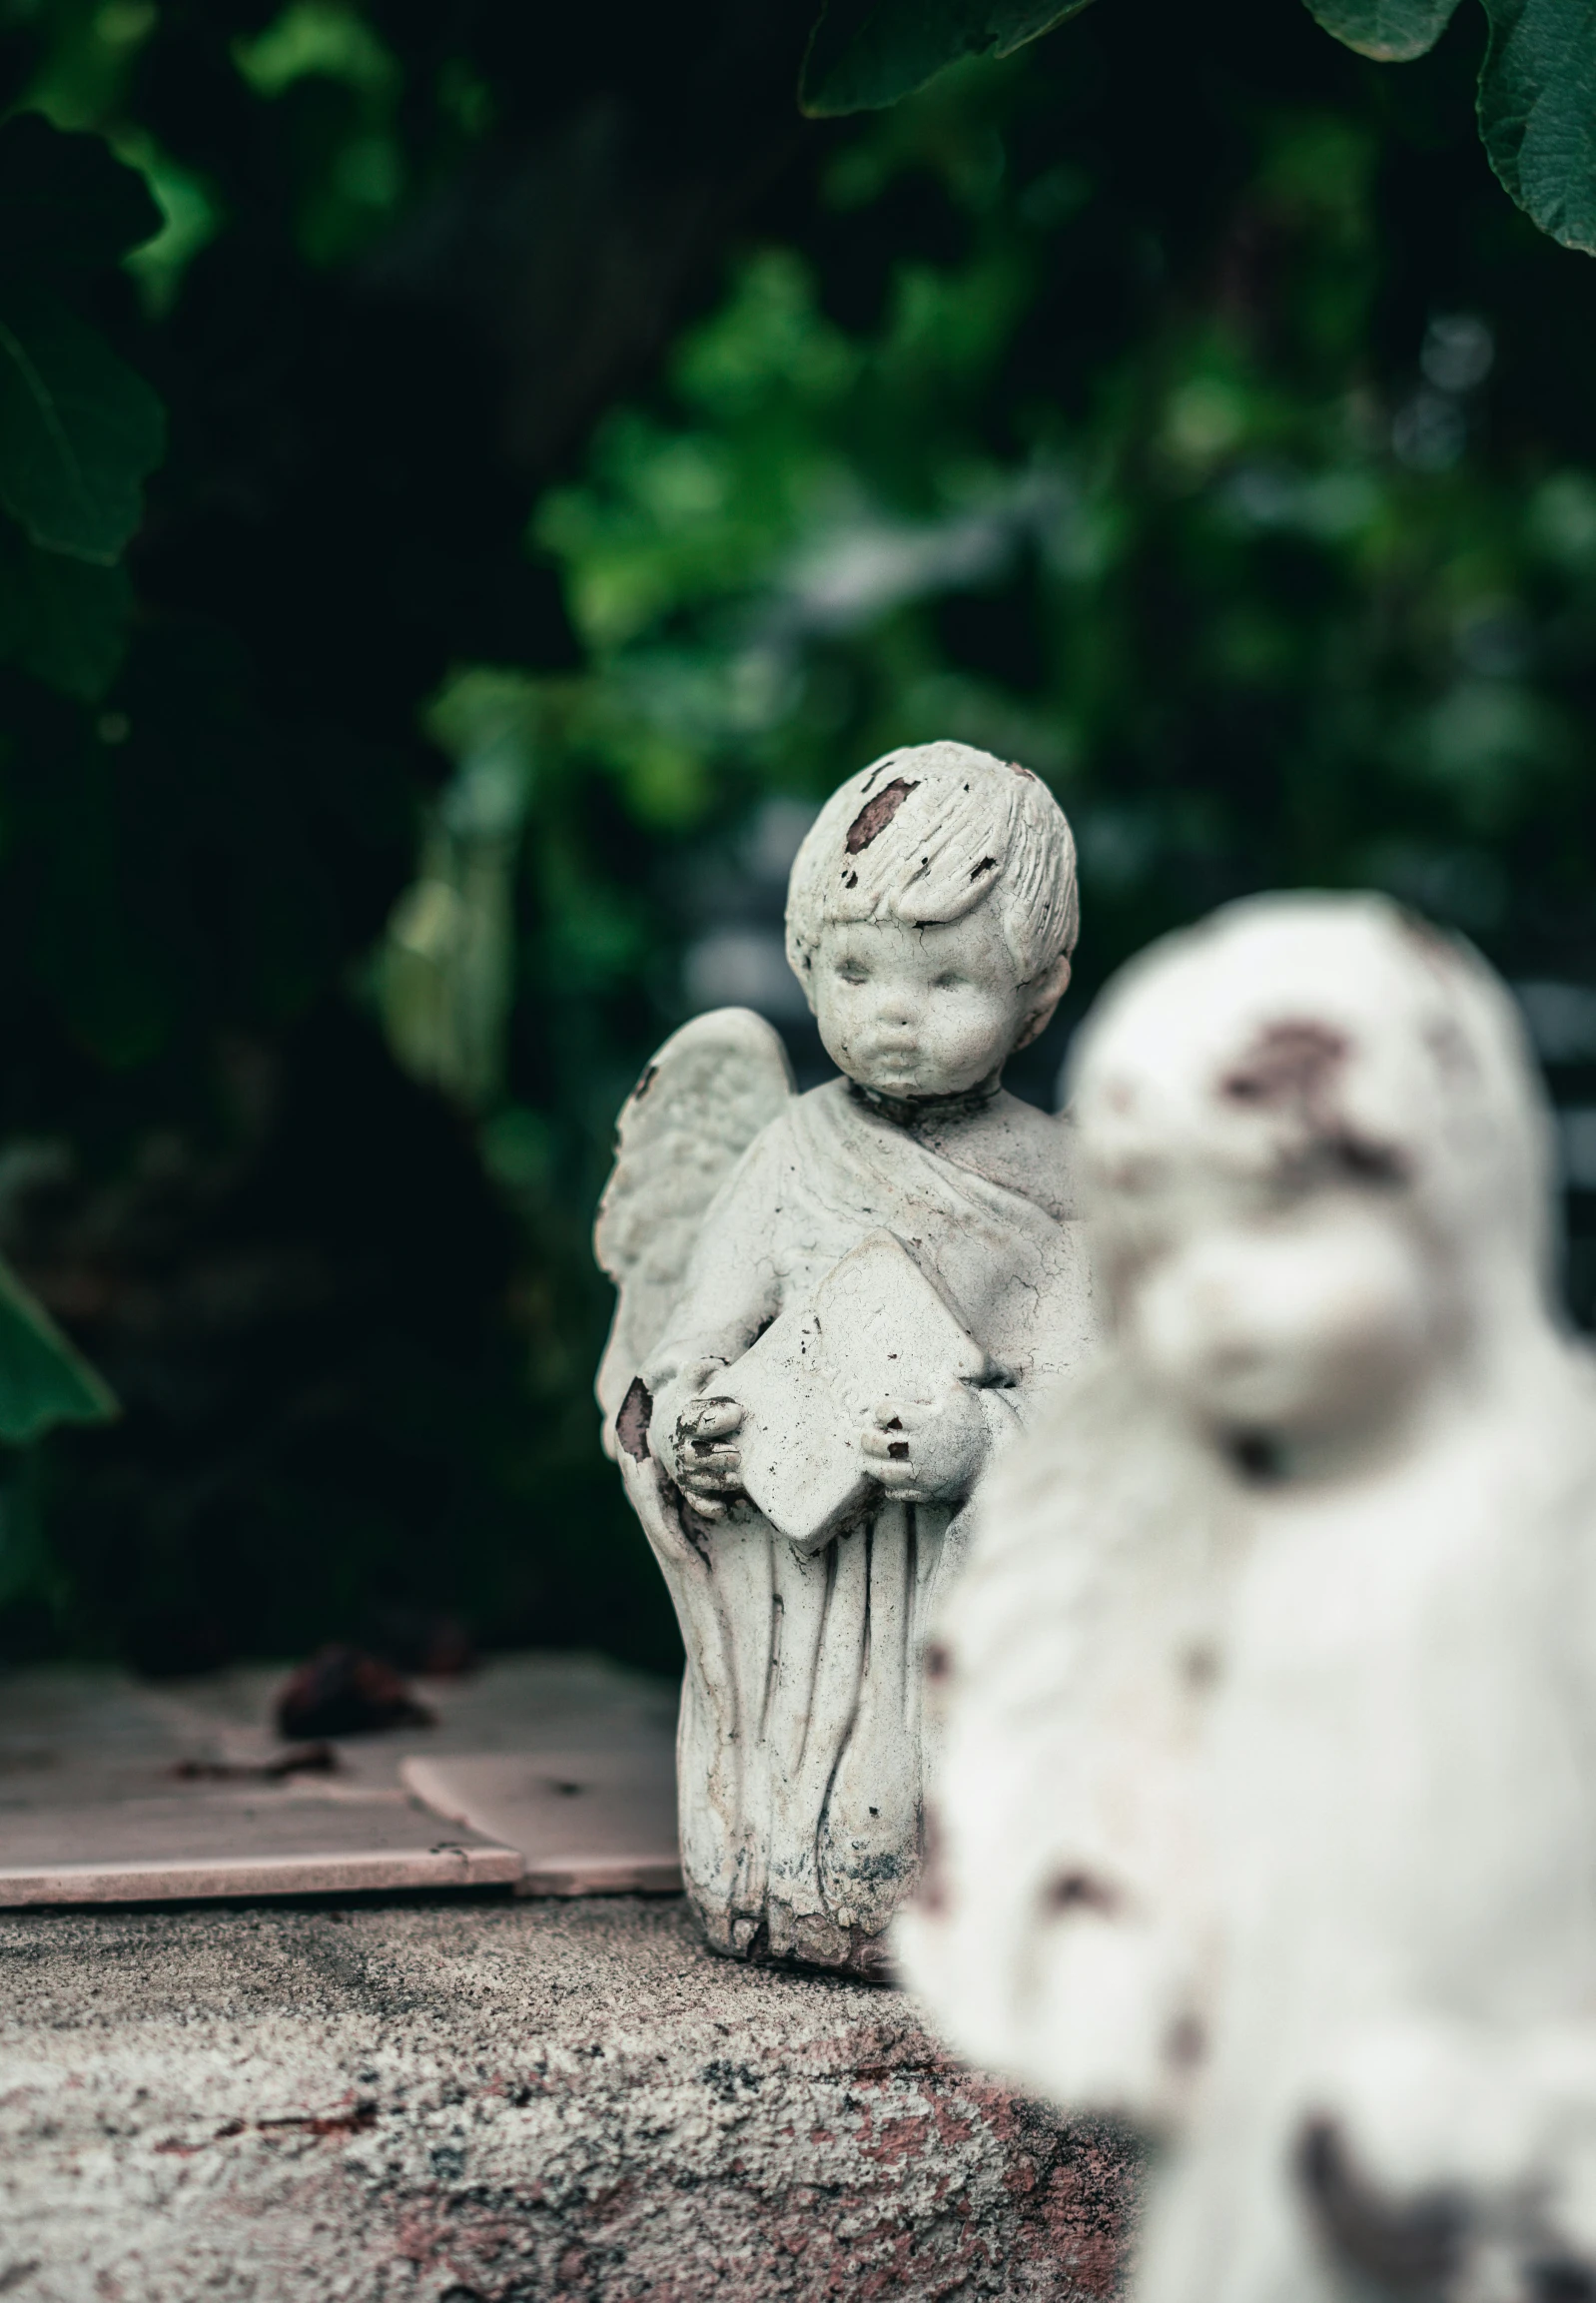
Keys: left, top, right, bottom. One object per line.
{"left": 862, "top": 1382, "right": 988, "bottom": 1505}
{"left": 658, "top": 1366, "right": 745, "bottom": 1520}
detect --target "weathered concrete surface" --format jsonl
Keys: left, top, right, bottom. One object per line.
{"left": 0, "top": 1895, "right": 1137, "bottom": 2302}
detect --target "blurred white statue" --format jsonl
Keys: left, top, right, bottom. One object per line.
{"left": 897, "top": 894, "right": 1596, "bottom": 2298}
{"left": 595, "top": 741, "right": 1099, "bottom": 1974}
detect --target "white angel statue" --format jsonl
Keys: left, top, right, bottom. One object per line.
{"left": 898, "top": 893, "right": 1596, "bottom": 2300}
{"left": 595, "top": 741, "right": 1100, "bottom": 1975}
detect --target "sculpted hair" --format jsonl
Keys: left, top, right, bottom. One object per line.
{"left": 785, "top": 742, "right": 1080, "bottom": 995}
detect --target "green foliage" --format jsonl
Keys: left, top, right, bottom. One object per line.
{"left": 802, "top": 0, "right": 1596, "bottom": 264}
{"left": 0, "top": 109, "right": 159, "bottom": 269}
{"left": 3, "top": 0, "right": 1596, "bottom": 1680}
{"left": 1302, "top": 0, "right": 1463, "bottom": 59}
{"left": 802, "top": 0, "right": 1092, "bottom": 114}
{"left": 232, "top": 2, "right": 406, "bottom": 267}
{"left": 1479, "top": 0, "right": 1596, "bottom": 251}
{"left": 532, "top": 63, "right": 1596, "bottom": 980}
{"left": 0, "top": 285, "right": 162, "bottom": 559}
{"left": 0, "top": 0, "right": 712, "bottom": 1675}
{"left": 0, "top": 1258, "right": 114, "bottom": 1443}
{"left": 0, "top": 105, "right": 144, "bottom": 1439}
{"left": 497, "top": 29, "right": 1596, "bottom": 1421}
{"left": 0, "top": 112, "right": 161, "bottom": 701}
{"left": 0, "top": 528, "right": 129, "bottom": 701}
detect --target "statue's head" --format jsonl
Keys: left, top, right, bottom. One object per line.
{"left": 1068, "top": 894, "right": 1556, "bottom": 1476}
{"left": 784, "top": 741, "right": 1079, "bottom": 1102}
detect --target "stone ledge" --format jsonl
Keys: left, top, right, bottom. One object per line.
{"left": 0, "top": 1894, "right": 1137, "bottom": 2302}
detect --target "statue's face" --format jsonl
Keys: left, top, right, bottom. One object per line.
{"left": 810, "top": 906, "right": 1040, "bottom": 1099}
{"left": 1112, "top": 1174, "right": 1436, "bottom": 1469}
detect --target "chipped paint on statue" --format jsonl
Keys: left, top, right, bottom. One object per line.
{"left": 596, "top": 742, "right": 1099, "bottom": 1975}
{"left": 898, "top": 894, "right": 1596, "bottom": 2300}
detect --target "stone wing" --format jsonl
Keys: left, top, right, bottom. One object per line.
{"left": 593, "top": 1007, "right": 793, "bottom": 1455}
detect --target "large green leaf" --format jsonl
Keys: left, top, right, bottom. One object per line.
{"left": 0, "top": 520, "right": 132, "bottom": 700}
{"left": 0, "top": 114, "right": 162, "bottom": 277}
{"left": 1479, "top": 0, "right": 1596, "bottom": 253}
{"left": 1302, "top": 0, "right": 1462, "bottom": 60}
{"left": 0, "top": 288, "right": 164, "bottom": 563}
{"left": 801, "top": 0, "right": 1095, "bottom": 115}
{"left": 0, "top": 1257, "right": 116, "bottom": 1445}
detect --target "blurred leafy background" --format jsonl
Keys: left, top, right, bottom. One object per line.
{"left": 3, "top": 0, "right": 1596, "bottom": 1680}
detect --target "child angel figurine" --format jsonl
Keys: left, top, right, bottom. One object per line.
{"left": 898, "top": 894, "right": 1596, "bottom": 2302}
{"left": 595, "top": 741, "right": 1099, "bottom": 1975}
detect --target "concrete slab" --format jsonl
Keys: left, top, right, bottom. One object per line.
{"left": 0, "top": 1789, "right": 521, "bottom": 1906}
{"left": 0, "top": 1894, "right": 1140, "bottom": 2302}
{"left": 0, "top": 1656, "right": 678, "bottom": 1908}
{"left": 402, "top": 1748, "right": 680, "bottom": 1897}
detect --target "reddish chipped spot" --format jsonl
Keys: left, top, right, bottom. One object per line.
{"left": 1220, "top": 1020, "right": 1348, "bottom": 1109}
{"left": 1009, "top": 761, "right": 1037, "bottom": 779}
{"left": 260, "top": 2100, "right": 378, "bottom": 2138}
{"left": 845, "top": 778, "right": 919, "bottom": 854}
{"left": 156, "top": 2102, "right": 375, "bottom": 2153}
{"left": 857, "top": 2111, "right": 938, "bottom": 2164}
{"left": 1033, "top": 2150, "right": 1137, "bottom": 2297}
{"left": 616, "top": 1376, "right": 652, "bottom": 1464}
{"left": 631, "top": 1061, "right": 658, "bottom": 1106}
{"left": 1219, "top": 1019, "right": 1408, "bottom": 1182}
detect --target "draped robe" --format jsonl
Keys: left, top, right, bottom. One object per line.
{"left": 617, "top": 1078, "right": 1098, "bottom": 1975}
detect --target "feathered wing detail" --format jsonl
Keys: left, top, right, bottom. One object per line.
{"left": 594, "top": 1007, "right": 794, "bottom": 1454}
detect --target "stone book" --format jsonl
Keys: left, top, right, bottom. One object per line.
{"left": 717, "top": 1229, "right": 993, "bottom": 1552}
